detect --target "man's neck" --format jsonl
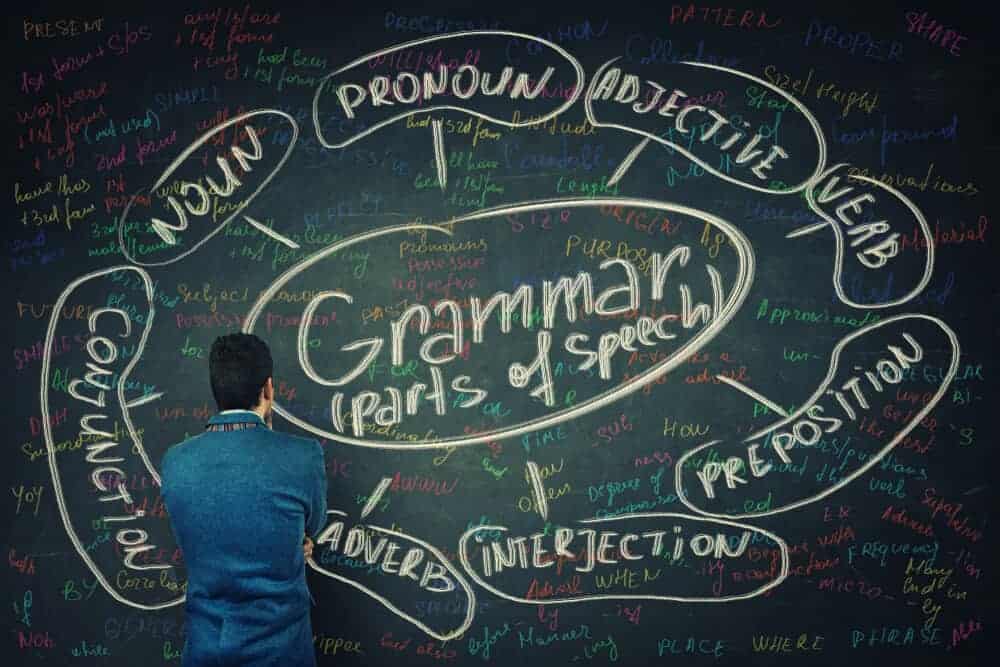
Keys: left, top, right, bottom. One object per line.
{"left": 219, "top": 407, "right": 267, "bottom": 420}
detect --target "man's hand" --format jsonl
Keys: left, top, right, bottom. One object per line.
{"left": 303, "top": 536, "right": 314, "bottom": 560}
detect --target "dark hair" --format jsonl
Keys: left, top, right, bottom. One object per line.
{"left": 209, "top": 334, "right": 273, "bottom": 411}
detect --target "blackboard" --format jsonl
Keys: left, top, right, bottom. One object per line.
{"left": 7, "top": 2, "right": 996, "bottom": 665}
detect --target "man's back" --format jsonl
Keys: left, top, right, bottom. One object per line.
{"left": 162, "top": 411, "right": 327, "bottom": 667}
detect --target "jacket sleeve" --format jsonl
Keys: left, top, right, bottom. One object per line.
{"left": 305, "top": 440, "right": 328, "bottom": 538}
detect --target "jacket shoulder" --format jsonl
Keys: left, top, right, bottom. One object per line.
{"left": 161, "top": 433, "right": 204, "bottom": 468}
{"left": 268, "top": 430, "right": 322, "bottom": 457}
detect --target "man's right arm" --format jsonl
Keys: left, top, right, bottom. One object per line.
{"left": 305, "top": 441, "right": 328, "bottom": 539}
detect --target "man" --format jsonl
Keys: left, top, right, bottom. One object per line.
{"left": 162, "top": 333, "right": 328, "bottom": 666}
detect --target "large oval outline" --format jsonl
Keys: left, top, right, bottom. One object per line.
{"left": 117, "top": 108, "right": 299, "bottom": 267}
{"left": 243, "top": 197, "right": 755, "bottom": 449}
{"left": 40, "top": 266, "right": 181, "bottom": 610}
{"left": 584, "top": 59, "right": 827, "bottom": 195}
{"left": 457, "top": 512, "right": 789, "bottom": 603}
{"left": 674, "top": 313, "right": 960, "bottom": 519}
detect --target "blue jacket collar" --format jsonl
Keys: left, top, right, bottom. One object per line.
{"left": 207, "top": 410, "right": 265, "bottom": 426}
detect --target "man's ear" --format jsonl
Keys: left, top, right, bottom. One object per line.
{"left": 262, "top": 377, "right": 274, "bottom": 402}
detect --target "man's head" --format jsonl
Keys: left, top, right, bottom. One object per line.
{"left": 209, "top": 334, "right": 274, "bottom": 417}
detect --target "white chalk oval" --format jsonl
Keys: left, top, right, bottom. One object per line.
{"left": 675, "top": 313, "right": 960, "bottom": 519}
{"left": 40, "top": 266, "right": 181, "bottom": 610}
{"left": 243, "top": 197, "right": 754, "bottom": 449}
{"left": 117, "top": 109, "right": 298, "bottom": 267}
{"left": 585, "top": 59, "right": 826, "bottom": 195}
{"left": 458, "top": 512, "right": 789, "bottom": 603}
{"left": 804, "top": 164, "right": 936, "bottom": 309}
{"left": 309, "top": 513, "right": 476, "bottom": 641}
{"left": 312, "top": 30, "right": 585, "bottom": 149}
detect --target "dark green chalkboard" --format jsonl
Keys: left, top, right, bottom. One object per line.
{"left": 7, "top": 2, "right": 997, "bottom": 665}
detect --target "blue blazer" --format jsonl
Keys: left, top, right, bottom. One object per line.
{"left": 161, "top": 410, "right": 327, "bottom": 666}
